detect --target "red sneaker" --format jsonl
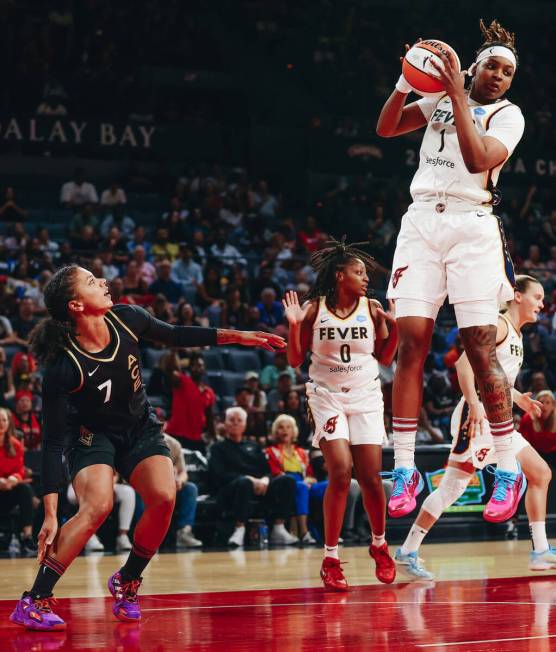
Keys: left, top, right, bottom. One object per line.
{"left": 320, "top": 557, "right": 348, "bottom": 592}
{"left": 370, "top": 543, "right": 396, "bottom": 584}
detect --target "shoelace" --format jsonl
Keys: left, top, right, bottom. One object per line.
{"left": 385, "top": 468, "right": 414, "bottom": 498}
{"left": 33, "top": 597, "right": 58, "bottom": 613}
{"left": 122, "top": 579, "right": 141, "bottom": 603}
{"left": 485, "top": 465, "right": 517, "bottom": 501}
{"left": 324, "top": 559, "right": 347, "bottom": 582}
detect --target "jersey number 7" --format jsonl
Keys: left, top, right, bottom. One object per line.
{"left": 97, "top": 379, "right": 112, "bottom": 403}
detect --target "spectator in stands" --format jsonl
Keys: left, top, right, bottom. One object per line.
{"left": 0, "top": 313, "right": 15, "bottom": 346}
{"left": 256, "top": 288, "right": 286, "bottom": 336}
{"left": 0, "top": 408, "right": 36, "bottom": 554}
{"left": 160, "top": 201, "right": 188, "bottom": 243}
{"left": 99, "top": 251, "right": 120, "bottom": 282}
{"left": 164, "top": 352, "right": 216, "bottom": 452}
{"left": 520, "top": 390, "right": 556, "bottom": 466}
{"left": 5, "top": 222, "right": 29, "bottom": 256}
{"left": 283, "top": 389, "right": 311, "bottom": 446}
{"left": 69, "top": 203, "right": 99, "bottom": 238}
{"left": 267, "top": 371, "right": 293, "bottom": 416}
{"left": 251, "top": 265, "right": 283, "bottom": 301}
{"left": 171, "top": 244, "right": 203, "bottom": 288}
{"left": 523, "top": 244, "right": 551, "bottom": 283}
{"left": 122, "top": 260, "right": 143, "bottom": 298}
{"left": 0, "top": 187, "right": 28, "bottom": 222}
{"left": 175, "top": 301, "right": 204, "bottom": 327}
{"left": 71, "top": 224, "right": 98, "bottom": 254}
{"left": 208, "top": 407, "right": 298, "bottom": 547}
{"left": 36, "top": 227, "right": 59, "bottom": 256}
{"left": 13, "top": 390, "right": 41, "bottom": 451}
{"left": 244, "top": 370, "right": 268, "bottom": 424}
{"left": 149, "top": 259, "right": 184, "bottom": 305}
{"left": 67, "top": 473, "right": 135, "bottom": 552}
{"left": 210, "top": 228, "right": 247, "bottom": 271}
{"left": 108, "top": 277, "right": 132, "bottom": 305}
{"left": 127, "top": 225, "right": 152, "bottom": 257}
{"left": 260, "top": 350, "right": 297, "bottom": 391}
{"left": 100, "top": 204, "right": 136, "bottom": 239}
{"left": 163, "top": 433, "right": 202, "bottom": 548}
{"left": 146, "top": 351, "right": 175, "bottom": 411}
{"left": 233, "top": 386, "right": 266, "bottom": 441}
{"left": 266, "top": 414, "right": 317, "bottom": 544}
{"left": 60, "top": 167, "right": 98, "bottom": 207}
{"left": 133, "top": 245, "right": 157, "bottom": 286}
{"left": 151, "top": 293, "right": 174, "bottom": 323}
{"left": 11, "top": 297, "right": 38, "bottom": 347}
{"left": 254, "top": 180, "right": 280, "bottom": 220}
{"left": 152, "top": 227, "right": 179, "bottom": 261}
{"left": 297, "top": 215, "right": 324, "bottom": 253}
{"left": 220, "top": 287, "right": 249, "bottom": 330}
{"left": 100, "top": 180, "right": 127, "bottom": 209}
{"left": 0, "top": 347, "right": 15, "bottom": 408}
{"left": 25, "top": 270, "right": 52, "bottom": 316}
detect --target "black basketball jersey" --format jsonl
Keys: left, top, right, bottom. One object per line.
{"left": 39, "top": 303, "right": 218, "bottom": 495}
{"left": 64, "top": 309, "right": 149, "bottom": 437}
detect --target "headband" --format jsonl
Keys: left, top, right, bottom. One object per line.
{"left": 476, "top": 45, "right": 517, "bottom": 68}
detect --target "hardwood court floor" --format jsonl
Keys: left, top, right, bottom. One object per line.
{"left": 1, "top": 540, "right": 555, "bottom": 651}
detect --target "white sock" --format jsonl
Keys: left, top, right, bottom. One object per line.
{"left": 489, "top": 422, "right": 519, "bottom": 473}
{"left": 393, "top": 417, "right": 418, "bottom": 468}
{"left": 324, "top": 544, "right": 339, "bottom": 560}
{"left": 530, "top": 521, "right": 549, "bottom": 553}
{"left": 372, "top": 533, "right": 386, "bottom": 547}
{"left": 400, "top": 524, "right": 428, "bottom": 555}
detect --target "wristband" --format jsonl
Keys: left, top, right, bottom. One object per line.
{"left": 395, "top": 74, "right": 412, "bottom": 94}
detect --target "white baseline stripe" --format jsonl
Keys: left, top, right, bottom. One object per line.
{"left": 416, "top": 634, "right": 556, "bottom": 648}
{"left": 142, "top": 599, "right": 550, "bottom": 612}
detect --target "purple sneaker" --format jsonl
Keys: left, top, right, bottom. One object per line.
{"left": 108, "top": 572, "right": 142, "bottom": 622}
{"left": 9, "top": 595, "right": 66, "bottom": 631}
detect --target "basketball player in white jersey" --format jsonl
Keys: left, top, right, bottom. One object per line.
{"left": 395, "top": 276, "right": 556, "bottom": 579}
{"left": 376, "top": 19, "right": 525, "bottom": 522}
{"left": 282, "top": 237, "right": 399, "bottom": 590}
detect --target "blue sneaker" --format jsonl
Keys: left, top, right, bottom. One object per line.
{"left": 395, "top": 548, "right": 435, "bottom": 580}
{"left": 382, "top": 468, "right": 424, "bottom": 517}
{"left": 484, "top": 463, "right": 527, "bottom": 523}
{"left": 529, "top": 546, "right": 556, "bottom": 571}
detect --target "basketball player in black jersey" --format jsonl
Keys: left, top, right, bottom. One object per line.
{"left": 10, "top": 265, "right": 285, "bottom": 631}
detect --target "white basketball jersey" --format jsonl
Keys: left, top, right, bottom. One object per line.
{"left": 496, "top": 312, "right": 523, "bottom": 386}
{"left": 309, "top": 296, "right": 379, "bottom": 392}
{"left": 410, "top": 93, "right": 524, "bottom": 206}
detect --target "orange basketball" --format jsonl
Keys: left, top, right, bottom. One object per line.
{"left": 402, "top": 39, "right": 461, "bottom": 97}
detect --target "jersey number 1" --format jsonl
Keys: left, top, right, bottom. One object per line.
{"left": 97, "top": 379, "right": 112, "bottom": 404}
{"left": 438, "top": 129, "right": 446, "bottom": 153}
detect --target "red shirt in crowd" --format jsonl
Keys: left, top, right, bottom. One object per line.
{"left": 13, "top": 412, "right": 42, "bottom": 451}
{"left": 165, "top": 373, "right": 216, "bottom": 441}
{"left": 0, "top": 437, "right": 25, "bottom": 481}
{"left": 519, "top": 413, "right": 556, "bottom": 454}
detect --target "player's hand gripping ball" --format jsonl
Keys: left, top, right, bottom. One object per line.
{"left": 402, "top": 39, "right": 461, "bottom": 97}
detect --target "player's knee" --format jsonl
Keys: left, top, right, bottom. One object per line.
{"left": 148, "top": 486, "right": 176, "bottom": 512}
{"left": 529, "top": 460, "right": 552, "bottom": 487}
{"left": 422, "top": 468, "right": 470, "bottom": 519}
{"left": 80, "top": 498, "right": 114, "bottom": 527}
{"left": 358, "top": 473, "right": 383, "bottom": 494}
{"left": 397, "top": 336, "right": 427, "bottom": 368}
{"left": 327, "top": 466, "right": 352, "bottom": 492}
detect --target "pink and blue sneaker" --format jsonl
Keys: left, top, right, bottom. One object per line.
{"left": 108, "top": 572, "right": 142, "bottom": 622}
{"left": 484, "top": 463, "right": 527, "bottom": 523}
{"left": 9, "top": 594, "right": 66, "bottom": 631}
{"left": 385, "top": 467, "right": 424, "bottom": 518}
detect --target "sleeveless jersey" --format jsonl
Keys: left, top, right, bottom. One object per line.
{"left": 496, "top": 312, "right": 523, "bottom": 386}
{"left": 63, "top": 308, "right": 149, "bottom": 438}
{"left": 309, "top": 296, "right": 378, "bottom": 392}
{"left": 410, "top": 93, "right": 524, "bottom": 206}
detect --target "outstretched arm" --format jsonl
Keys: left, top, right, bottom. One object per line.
{"left": 112, "top": 304, "right": 285, "bottom": 352}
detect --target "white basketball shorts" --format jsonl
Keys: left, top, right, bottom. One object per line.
{"left": 449, "top": 399, "right": 529, "bottom": 469}
{"left": 387, "top": 202, "right": 515, "bottom": 307}
{"left": 307, "top": 380, "right": 386, "bottom": 448}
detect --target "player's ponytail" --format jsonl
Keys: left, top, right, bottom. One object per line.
{"left": 29, "top": 265, "right": 80, "bottom": 365}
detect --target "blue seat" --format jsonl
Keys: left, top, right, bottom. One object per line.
{"left": 143, "top": 347, "right": 166, "bottom": 369}
{"left": 203, "top": 349, "right": 224, "bottom": 371}
{"left": 226, "top": 349, "right": 261, "bottom": 373}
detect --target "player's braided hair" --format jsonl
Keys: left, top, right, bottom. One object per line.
{"left": 476, "top": 18, "right": 518, "bottom": 59}
{"left": 29, "top": 264, "right": 80, "bottom": 365}
{"left": 304, "top": 235, "right": 376, "bottom": 308}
